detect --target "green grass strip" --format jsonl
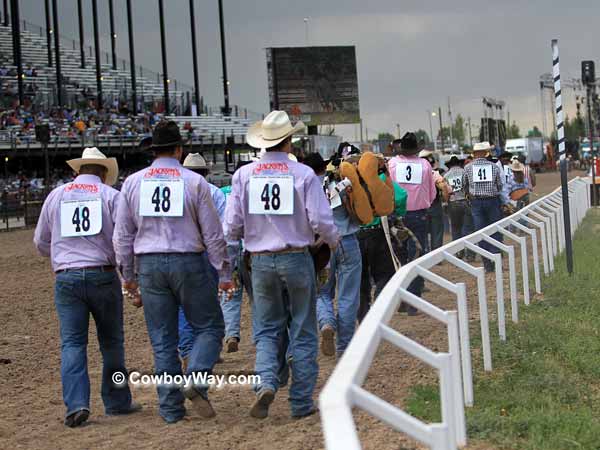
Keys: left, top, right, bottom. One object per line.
{"left": 406, "top": 210, "right": 600, "bottom": 450}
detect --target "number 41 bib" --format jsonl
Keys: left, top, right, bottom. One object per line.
{"left": 139, "top": 178, "right": 184, "bottom": 217}
{"left": 249, "top": 175, "right": 294, "bottom": 215}
{"left": 472, "top": 164, "right": 492, "bottom": 183}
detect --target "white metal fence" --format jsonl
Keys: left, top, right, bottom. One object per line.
{"left": 319, "top": 177, "right": 591, "bottom": 450}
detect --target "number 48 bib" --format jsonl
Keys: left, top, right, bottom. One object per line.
{"left": 139, "top": 178, "right": 184, "bottom": 217}
{"left": 60, "top": 198, "right": 102, "bottom": 237}
{"left": 249, "top": 175, "right": 294, "bottom": 215}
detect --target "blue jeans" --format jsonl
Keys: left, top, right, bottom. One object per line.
{"left": 220, "top": 243, "right": 245, "bottom": 340}
{"left": 470, "top": 197, "right": 504, "bottom": 269}
{"left": 316, "top": 234, "right": 362, "bottom": 355}
{"left": 401, "top": 209, "right": 430, "bottom": 297}
{"left": 138, "top": 252, "right": 225, "bottom": 423}
{"left": 251, "top": 250, "right": 318, "bottom": 416}
{"left": 428, "top": 200, "right": 444, "bottom": 250}
{"left": 54, "top": 269, "right": 132, "bottom": 417}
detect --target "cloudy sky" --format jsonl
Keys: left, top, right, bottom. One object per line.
{"left": 18, "top": 0, "right": 599, "bottom": 140}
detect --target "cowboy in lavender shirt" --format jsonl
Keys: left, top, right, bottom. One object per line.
{"left": 33, "top": 147, "right": 140, "bottom": 428}
{"left": 113, "top": 121, "right": 233, "bottom": 424}
{"left": 224, "top": 111, "right": 339, "bottom": 419}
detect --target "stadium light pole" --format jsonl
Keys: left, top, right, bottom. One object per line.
{"left": 77, "top": 0, "right": 85, "bottom": 69}
{"left": 108, "top": 0, "right": 117, "bottom": 70}
{"left": 51, "top": 0, "right": 62, "bottom": 107}
{"left": 10, "top": 0, "right": 23, "bottom": 106}
{"left": 428, "top": 110, "right": 437, "bottom": 151}
{"left": 438, "top": 106, "right": 444, "bottom": 150}
{"left": 158, "top": 0, "right": 169, "bottom": 114}
{"left": 217, "top": 0, "right": 231, "bottom": 116}
{"left": 92, "top": 0, "right": 103, "bottom": 109}
{"left": 126, "top": 0, "right": 137, "bottom": 114}
{"left": 189, "top": 0, "right": 201, "bottom": 116}
{"left": 3, "top": 0, "right": 8, "bottom": 26}
{"left": 44, "top": 0, "right": 52, "bottom": 67}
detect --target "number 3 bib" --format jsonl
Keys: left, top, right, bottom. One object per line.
{"left": 139, "top": 178, "right": 184, "bottom": 217}
{"left": 396, "top": 162, "right": 423, "bottom": 184}
{"left": 60, "top": 198, "right": 102, "bottom": 237}
{"left": 249, "top": 175, "right": 294, "bottom": 215}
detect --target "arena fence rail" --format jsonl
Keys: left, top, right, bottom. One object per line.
{"left": 319, "top": 177, "right": 591, "bottom": 450}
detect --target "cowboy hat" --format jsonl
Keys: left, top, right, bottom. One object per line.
{"left": 446, "top": 155, "right": 462, "bottom": 168}
{"left": 302, "top": 152, "right": 330, "bottom": 174}
{"left": 510, "top": 160, "right": 525, "bottom": 172}
{"left": 67, "top": 147, "right": 118, "bottom": 186}
{"left": 399, "top": 132, "right": 420, "bottom": 155}
{"left": 183, "top": 153, "right": 208, "bottom": 170}
{"left": 418, "top": 149, "right": 434, "bottom": 158}
{"left": 472, "top": 142, "right": 492, "bottom": 154}
{"left": 246, "top": 111, "right": 305, "bottom": 149}
{"left": 151, "top": 120, "right": 185, "bottom": 149}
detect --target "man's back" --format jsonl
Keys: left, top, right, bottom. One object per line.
{"left": 34, "top": 174, "right": 120, "bottom": 272}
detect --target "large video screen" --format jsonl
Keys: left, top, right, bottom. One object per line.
{"left": 266, "top": 46, "right": 360, "bottom": 126}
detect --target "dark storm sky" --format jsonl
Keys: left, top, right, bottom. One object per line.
{"left": 17, "top": 0, "right": 600, "bottom": 140}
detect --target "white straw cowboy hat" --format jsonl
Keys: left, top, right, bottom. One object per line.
{"left": 183, "top": 153, "right": 208, "bottom": 170}
{"left": 472, "top": 141, "right": 492, "bottom": 154}
{"left": 246, "top": 110, "right": 305, "bottom": 149}
{"left": 418, "top": 149, "right": 434, "bottom": 158}
{"left": 510, "top": 160, "right": 525, "bottom": 172}
{"left": 67, "top": 147, "right": 118, "bottom": 186}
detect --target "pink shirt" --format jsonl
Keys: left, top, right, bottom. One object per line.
{"left": 388, "top": 155, "right": 437, "bottom": 211}
{"left": 33, "top": 174, "right": 120, "bottom": 272}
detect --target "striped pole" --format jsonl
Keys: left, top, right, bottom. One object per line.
{"left": 551, "top": 39, "right": 574, "bottom": 274}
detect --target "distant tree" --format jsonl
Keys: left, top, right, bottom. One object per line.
{"left": 527, "top": 126, "right": 543, "bottom": 137}
{"left": 507, "top": 121, "right": 521, "bottom": 139}
{"left": 415, "top": 129, "right": 430, "bottom": 146}
{"left": 452, "top": 115, "right": 466, "bottom": 145}
{"left": 564, "top": 115, "right": 586, "bottom": 141}
{"left": 377, "top": 132, "right": 396, "bottom": 143}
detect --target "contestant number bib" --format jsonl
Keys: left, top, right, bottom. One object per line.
{"left": 249, "top": 175, "right": 294, "bottom": 215}
{"left": 60, "top": 198, "right": 102, "bottom": 237}
{"left": 472, "top": 165, "right": 492, "bottom": 183}
{"left": 448, "top": 175, "right": 463, "bottom": 192}
{"left": 139, "top": 178, "right": 184, "bottom": 217}
{"left": 504, "top": 167, "right": 512, "bottom": 184}
{"left": 396, "top": 163, "right": 423, "bottom": 184}
{"left": 328, "top": 182, "right": 342, "bottom": 209}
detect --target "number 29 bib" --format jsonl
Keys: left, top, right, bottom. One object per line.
{"left": 60, "top": 198, "right": 102, "bottom": 237}
{"left": 139, "top": 178, "right": 184, "bottom": 217}
{"left": 248, "top": 175, "right": 294, "bottom": 215}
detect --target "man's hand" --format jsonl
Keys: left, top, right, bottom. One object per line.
{"left": 122, "top": 280, "right": 142, "bottom": 308}
{"left": 219, "top": 281, "right": 236, "bottom": 301}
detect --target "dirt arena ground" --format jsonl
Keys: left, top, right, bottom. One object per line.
{"left": 0, "top": 170, "right": 584, "bottom": 450}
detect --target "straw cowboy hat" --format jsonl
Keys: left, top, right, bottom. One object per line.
{"left": 418, "top": 149, "right": 434, "bottom": 158}
{"left": 510, "top": 160, "right": 525, "bottom": 172}
{"left": 246, "top": 110, "right": 305, "bottom": 149}
{"left": 67, "top": 147, "right": 118, "bottom": 186}
{"left": 183, "top": 153, "right": 208, "bottom": 170}
{"left": 471, "top": 141, "right": 492, "bottom": 154}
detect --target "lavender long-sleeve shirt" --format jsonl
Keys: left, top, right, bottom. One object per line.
{"left": 33, "top": 174, "right": 120, "bottom": 272}
{"left": 223, "top": 151, "right": 338, "bottom": 252}
{"left": 113, "top": 157, "right": 230, "bottom": 282}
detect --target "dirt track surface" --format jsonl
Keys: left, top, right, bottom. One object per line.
{"left": 0, "top": 170, "right": 582, "bottom": 450}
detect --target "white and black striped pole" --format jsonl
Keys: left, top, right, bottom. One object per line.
{"left": 552, "top": 39, "right": 574, "bottom": 274}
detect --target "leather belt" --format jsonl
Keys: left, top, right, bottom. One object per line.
{"left": 56, "top": 265, "right": 115, "bottom": 274}
{"left": 251, "top": 247, "right": 307, "bottom": 256}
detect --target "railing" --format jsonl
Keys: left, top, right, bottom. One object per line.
{"left": 319, "top": 177, "right": 591, "bottom": 450}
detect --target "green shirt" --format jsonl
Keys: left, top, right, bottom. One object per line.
{"left": 361, "top": 174, "right": 408, "bottom": 228}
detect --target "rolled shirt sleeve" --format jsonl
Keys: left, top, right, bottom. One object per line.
{"left": 33, "top": 191, "right": 53, "bottom": 257}
{"left": 305, "top": 172, "right": 339, "bottom": 247}
{"left": 113, "top": 180, "right": 137, "bottom": 282}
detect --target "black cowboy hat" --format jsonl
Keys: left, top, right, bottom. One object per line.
{"left": 446, "top": 155, "right": 462, "bottom": 168}
{"left": 399, "top": 132, "right": 419, "bottom": 155}
{"left": 499, "top": 151, "right": 513, "bottom": 160}
{"left": 152, "top": 120, "right": 184, "bottom": 149}
{"left": 303, "top": 152, "right": 330, "bottom": 174}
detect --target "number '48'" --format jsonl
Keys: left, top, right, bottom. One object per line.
{"left": 72, "top": 206, "right": 90, "bottom": 232}
{"left": 151, "top": 186, "right": 171, "bottom": 212}
{"left": 260, "top": 183, "right": 281, "bottom": 210}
